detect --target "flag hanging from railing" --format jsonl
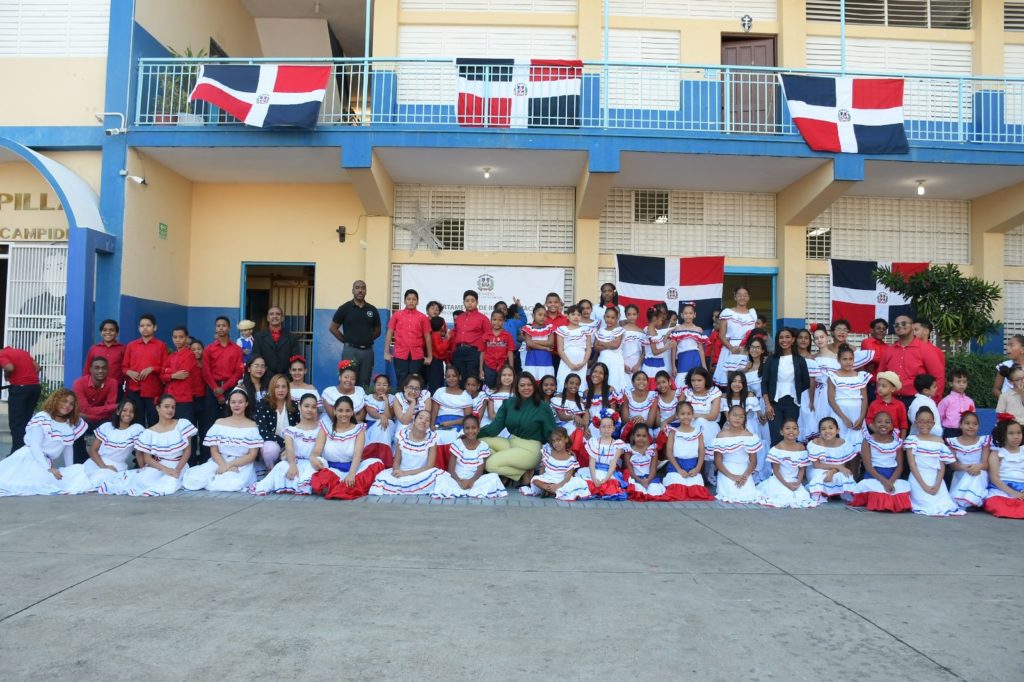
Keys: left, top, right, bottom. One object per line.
{"left": 829, "top": 259, "right": 927, "bottom": 333}
{"left": 615, "top": 255, "right": 724, "bottom": 329}
{"left": 779, "top": 74, "right": 909, "bottom": 154}
{"left": 189, "top": 64, "right": 330, "bottom": 128}
{"left": 456, "top": 58, "right": 582, "bottom": 129}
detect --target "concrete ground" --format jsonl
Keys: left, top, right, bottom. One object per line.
{"left": 0, "top": 492, "right": 1020, "bottom": 681}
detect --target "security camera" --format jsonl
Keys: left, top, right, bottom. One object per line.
{"left": 104, "top": 128, "right": 122, "bottom": 136}
{"left": 96, "top": 112, "right": 127, "bottom": 136}
{"left": 119, "top": 170, "right": 147, "bottom": 185}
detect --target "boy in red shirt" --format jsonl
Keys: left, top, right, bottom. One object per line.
{"left": 161, "top": 326, "right": 200, "bottom": 422}
{"left": 0, "top": 345, "right": 40, "bottom": 453}
{"left": 865, "top": 371, "right": 909, "bottom": 436}
{"left": 481, "top": 310, "right": 515, "bottom": 389}
{"left": 428, "top": 316, "right": 451, "bottom": 393}
{"left": 123, "top": 314, "right": 168, "bottom": 426}
{"left": 82, "top": 319, "right": 126, "bottom": 393}
{"left": 72, "top": 356, "right": 118, "bottom": 462}
{"left": 202, "top": 317, "right": 244, "bottom": 440}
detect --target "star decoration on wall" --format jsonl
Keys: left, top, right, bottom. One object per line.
{"left": 394, "top": 202, "right": 445, "bottom": 254}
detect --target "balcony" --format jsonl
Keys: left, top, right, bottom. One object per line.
{"left": 134, "top": 57, "right": 1024, "bottom": 146}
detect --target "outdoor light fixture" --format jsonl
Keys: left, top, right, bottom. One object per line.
{"left": 483, "top": 167, "right": 491, "bottom": 179}
{"left": 916, "top": 179, "right": 926, "bottom": 196}
{"left": 119, "top": 170, "right": 147, "bottom": 185}
{"left": 336, "top": 225, "right": 347, "bottom": 243}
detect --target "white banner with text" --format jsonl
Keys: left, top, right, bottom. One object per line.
{"left": 399, "top": 265, "right": 568, "bottom": 322}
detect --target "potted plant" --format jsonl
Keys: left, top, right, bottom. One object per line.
{"left": 154, "top": 46, "right": 208, "bottom": 125}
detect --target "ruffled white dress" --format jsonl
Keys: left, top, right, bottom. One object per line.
{"left": 290, "top": 386, "right": 321, "bottom": 408}
{"left": 745, "top": 368, "right": 771, "bottom": 456}
{"left": 521, "top": 323, "right": 556, "bottom": 380}
{"left": 985, "top": 447, "right": 1024, "bottom": 514}
{"left": 671, "top": 328, "right": 708, "bottom": 386}
{"left": 709, "top": 434, "right": 764, "bottom": 503}
{"left": 431, "top": 440, "right": 507, "bottom": 499}
{"left": 183, "top": 423, "right": 262, "bottom": 491}
{"left": 521, "top": 444, "right": 589, "bottom": 500}
{"left": 250, "top": 424, "right": 320, "bottom": 495}
{"left": 369, "top": 427, "right": 444, "bottom": 495}
{"left": 798, "top": 357, "right": 822, "bottom": 441}
{"left": 0, "top": 413, "right": 90, "bottom": 496}
{"left": 364, "top": 393, "right": 396, "bottom": 445}
{"left": 621, "top": 329, "right": 646, "bottom": 374}
{"left": 322, "top": 385, "right": 366, "bottom": 417}
{"left": 811, "top": 357, "right": 840, "bottom": 437}
{"left": 827, "top": 371, "right": 870, "bottom": 448}
{"left": 713, "top": 308, "right": 756, "bottom": 386}
{"left": 550, "top": 396, "right": 587, "bottom": 436}
{"left": 576, "top": 437, "right": 628, "bottom": 484}
{"left": 850, "top": 434, "right": 912, "bottom": 512}
{"left": 555, "top": 325, "right": 590, "bottom": 392}
{"left": 682, "top": 386, "right": 722, "bottom": 443}
{"left": 84, "top": 422, "right": 145, "bottom": 493}
{"left": 663, "top": 426, "right": 709, "bottom": 489}
{"left": 595, "top": 326, "right": 627, "bottom": 392}
{"left": 394, "top": 390, "right": 431, "bottom": 421}
{"left": 905, "top": 436, "right": 965, "bottom": 516}
{"left": 627, "top": 445, "right": 667, "bottom": 496}
{"left": 312, "top": 422, "right": 382, "bottom": 478}
{"left": 432, "top": 388, "right": 473, "bottom": 445}
{"left": 947, "top": 436, "right": 990, "bottom": 509}
{"left": 806, "top": 439, "right": 857, "bottom": 500}
{"left": 623, "top": 390, "right": 656, "bottom": 426}
{"left": 123, "top": 419, "right": 198, "bottom": 496}
{"left": 641, "top": 327, "right": 673, "bottom": 378}
{"left": 757, "top": 447, "right": 817, "bottom": 508}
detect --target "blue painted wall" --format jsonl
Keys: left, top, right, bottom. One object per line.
{"left": 118, "top": 294, "right": 190, "bottom": 347}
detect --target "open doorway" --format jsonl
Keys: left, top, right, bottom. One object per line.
{"left": 241, "top": 263, "right": 316, "bottom": 363}
{"left": 721, "top": 35, "right": 778, "bottom": 134}
{"left": 723, "top": 272, "right": 775, "bottom": 337}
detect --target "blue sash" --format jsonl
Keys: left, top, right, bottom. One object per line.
{"left": 875, "top": 466, "right": 895, "bottom": 479}
{"left": 328, "top": 461, "right": 352, "bottom": 473}
{"left": 674, "top": 457, "right": 698, "bottom": 471}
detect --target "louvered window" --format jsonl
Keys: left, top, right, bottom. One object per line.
{"left": 606, "top": 29, "right": 681, "bottom": 111}
{"left": 1006, "top": 2, "right": 1024, "bottom": 30}
{"left": 806, "top": 1, "right": 971, "bottom": 29}
{"left": 0, "top": 0, "right": 110, "bottom": 56}
{"left": 401, "top": 0, "right": 577, "bottom": 11}
{"left": 1006, "top": 46, "right": 1024, "bottom": 125}
{"left": 1006, "top": 225, "right": 1024, "bottom": 267}
{"left": 609, "top": 1, "right": 777, "bottom": 20}
{"left": 1005, "top": 281, "right": 1024, "bottom": 350}
{"left": 806, "top": 275, "right": 832, "bottom": 328}
{"left": 634, "top": 190, "right": 669, "bottom": 223}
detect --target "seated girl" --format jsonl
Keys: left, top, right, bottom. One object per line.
{"left": 984, "top": 415, "right": 1024, "bottom": 519}
{"left": 710, "top": 404, "right": 764, "bottom": 504}
{"left": 287, "top": 355, "right": 320, "bottom": 408}
{"left": 624, "top": 423, "right": 667, "bottom": 499}
{"left": 183, "top": 388, "right": 261, "bottom": 492}
{"left": 250, "top": 393, "right": 322, "bottom": 495}
{"left": 431, "top": 415, "right": 507, "bottom": 499}
{"left": 369, "top": 410, "right": 444, "bottom": 496}
{"left": 849, "top": 411, "right": 911, "bottom": 513}
{"left": 904, "top": 407, "right": 964, "bottom": 517}
{"left": 577, "top": 415, "right": 629, "bottom": 499}
{"left": 431, "top": 367, "right": 472, "bottom": 445}
{"left": 322, "top": 363, "right": 366, "bottom": 424}
{"left": 124, "top": 394, "right": 198, "bottom": 497}
{"left": 946, "top": 411, "right": 990, "bottom": 510}
{"left": 756, "top": 417, "right": 816, "bottom": 509}
{"left": 521, "top": 427, "right": 589, "bottom": 500}
{"left": 661, "top": 402, "right": 714, "bottom": 501}
{"left": 84, "top": 399, "right": 144, "bottom": 494}
{"left": 310, "top": 396, "right": 385, "bottom": 499}
{"left": 806, "top": 417, "right": 857, "bottom": 502}
{"left": 393, "top": 373, "right": 430, "bottom": 427}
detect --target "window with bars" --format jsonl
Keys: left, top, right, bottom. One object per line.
{"left": 1007, "top": 2, "right": 1024, "bottom": 30}
{"left": 805, "top": 275, "right": 831, "bottom": 329}
{"left": 600, "top": 189, "right": 775, "bottom": 259}
{"left": 393, "top": 185, "right": 575, "bottom": 253}
{"left": 634, "top": 190, "right": 670, "bottom": 223}
{"left": 1005, "top": 281, "right": 1024, "bottom": 350}
{"left": 804, "top": 197, "right": 969, "bottom": 263}
{"left": 806, "top": 0, "right": 972, "bottom": 29}
{"left": 1007, "top": 225, "right": 1024, "bottom": 267}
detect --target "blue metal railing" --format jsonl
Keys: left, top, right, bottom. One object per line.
{"left": 134, "top": 57, "right": 1024, "bottom": 145}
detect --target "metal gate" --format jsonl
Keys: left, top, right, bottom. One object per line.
{"left": 3, "top": 244, "right": 68, "bottom": 387}
{"left": 270, "top": 276, "right": 314, "bottom": 363}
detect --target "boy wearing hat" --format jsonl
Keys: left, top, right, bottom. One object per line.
{"left": 236, "top": 319, "right": 255, "bottom": 361}
{"left": 865, "top": 371, "right": 909, "bottom": 435}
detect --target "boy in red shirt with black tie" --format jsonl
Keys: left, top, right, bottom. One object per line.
{"left": 122, "top": 314, "right": 167, "bottom": 427}
{"left": 0, "top": 345, "right": 40, "bottom": 454}
{"left": 482, "top": 310, "right": 516, "bottom": 389}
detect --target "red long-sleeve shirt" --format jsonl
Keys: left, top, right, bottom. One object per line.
{"left": 431, "top": 330, "right": 452, "bottom": 362}
{"left": 72, "top": 375, "right": 117, "bottom": 423}
{"left": 452, "top": 310, "right": 491, "bottom": 352}
{"left": 82, "top": 342, "right": 126, "bottom": 388}
{"left": 877, "top": 338, "right": 944, "bottom": 398}
{"left": 202, "top": 340, "right": 244, "bottom": 395}
{"left": 860, "top": 337, "right": 888, "bottom": 379}
{"left": 161, "top": 346, "right": 200, "bottom": 404}
{"left": 192, "top": 361, "right": 206, "bottom": 399}
{"left": 123, "top": 337, "right": 168, "bottom": 398}
{"left": 0, "top": 347, "right": 38, "bottom": 385}
{"left": 866, "top": 397, "right": 909, "bottom": 435}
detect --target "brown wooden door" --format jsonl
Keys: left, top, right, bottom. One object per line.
{"left": 721, "top": 37, "right": 777, "bottom": 134}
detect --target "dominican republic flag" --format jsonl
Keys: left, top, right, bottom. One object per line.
{"left": 189, "top": 64, "right": 330, "bottom": 128}
{"left": 615, "top": 255, "right": 725, "bottom": 328}
{"left": 779, "top": 74, "right": 909, "bottom": 154}
{"left": 456, "top": 58, "right": 582, "bottom": 128}
{"left": 829, "top": 259, "right": 928, "bottom": 333}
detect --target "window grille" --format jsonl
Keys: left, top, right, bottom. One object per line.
{"left": 1007, "top": 225, "right": 1024, "bottom": 267}
{"left": 401, "top": 0, "right": 577, "bottom": 11}
{"left": 390, "top": 265, "right": 402, "bottom": 310}
{"left": 1005, "top": 281, "right": 1024, "bottom": 350}
{"left": 0, "top": 0, "right": 110, "bottom": 56}
{"left": 806, "top": 0, "right": 972, "bottom": 29}
{"left": 634, "top": 190, "right": 669, "bottom": 223}
{"left": 806, "top": 274, "right": 832, "bottom": 328}
{"left": 806, "top": 224, "right": 831, "bottom": 260}
{"left": 1009, "top": 3, "right": 1024, "bottom": 30}
{"left": 3, "top": 244, "right": 67, "bottom": 387}
{"left": 609, "top": 0, "right": 777, "bottom": 20}
{"left": 563, "top": 269, "right": 575, "bottom": 304}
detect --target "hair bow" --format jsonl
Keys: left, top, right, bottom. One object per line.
{"left": 997, "top": 412, "right": 1016, "bottom": 424}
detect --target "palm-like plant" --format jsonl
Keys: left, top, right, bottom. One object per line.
{"left": 157, "top": 46, "right": 208, "bottom": 118}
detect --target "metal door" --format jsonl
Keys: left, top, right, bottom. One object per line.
{"left": 3, "top": 244, "right": 68, "bottom": 387}
{"left": 722, "top": 37, "right": 777, "bottom": 134}
{"left": 269, "top": 276, "right": 314, "bottom": 364}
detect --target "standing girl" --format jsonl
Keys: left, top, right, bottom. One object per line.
{"left": 84, "top": 400, "right": 144, "bottom": 493}
{"left": 849, "top": 411, "right": 912, "bottom": 512}
{"left": 521, "top": 427, "right": 588, "bottom": 500}
{"left": 620, "top": 305, "right": 646, "bottom": 377}
{"left": 0, "top": 389, "right": 90, "bottom": 496}
{"left": 713, "top": 286, "right": 757, "bottom": 388}
{"left": 183, "top": 388, "right": 261, "bottom": 492}
{"left": 555, "top": 305, "right": 592, "bottom": 391}
{"left": 598, "top": 283, "right": 625, "bottom": 321}
{"left": 594, "top": 306, "right": 627, "bottom": 392}
{"left": 641, "top": 307, "right": 674, "bottom": 384}
{"left": 369, "top": 410, "right": 444, "bottom": 496}
{"left": 522, "top": 304, "right": 555, "bottom": 381}
{"left": 322, "top": 364, "right": 366, "bottom": 424}
{"left": 431, "top": 415, "right": 506, "bottom": 499}
{"left": 670, "top": 303, "right": 708, "bottom": 386}
{"left": 251, "top": 393, "right": 322, "bottom": 495}
{"left": 984, "top": 416, "right": 1024, "bottom": 518}
{"left": 946, "top": 411, "right": 990, "bottom": 509}
{"left": 904, "top": 407, "right": 964, "bottom": 516}
{"left": 795, "top": 329, "right": 821, "bottom": 442}
{"left": 431, "top": 366, "right": 473, "bottom": 445}
{"left": 309, "top": 396, "right": 385, "bottom": 499}
{"left": 126, "top": 395, "right": 198, "bottom": 496}
{"left": 757, "top": 417, "right": 816, "bottom": 509}
{"left": 662, "top": 402, "right": 715, "bottom": 500}
{"left": 710, "top": 404, "right": 764, "bottom": 504}
{"left": 287, "top": 356, "right": 320, "bottom": 407}
{"left": 241, "top": 355, "right": 268, "bottom": 403}
{"left": 806, "top": 417, "right": 857, "bottom": 502}
{"left": 826, "top": 344, "right": 870, "bottom": 450}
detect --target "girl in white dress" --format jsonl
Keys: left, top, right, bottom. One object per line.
{"left": 585, "top": 363, "right": 621, "bottom": 439}
{"left": 555, "top": 306, "right": 592, "bottom": 392}
{"left": 947, "top": 411, "right": 990, "bottom": 509}
{"left": 826, "top": 344, "right": 870, "bottom": 452}
{"left": 577, "top": 416, "right": 628, "bottom": 499}
{"left": 710, "top": 405, "right": 764, "bottom": 504}
{"left": 594, "top": 306, "right": 627, "bottom": 392}
{"left": 464, "top": 374, "right": 488, "bottom": 421}
{"left": 126, "top": 395, "right": 198, "bottom": 497}
{"left": 622, "top": 371, "right": 656, "bottom": 435}
{"left": 905, "top": 407, "right": 965, "bottom": 516}
{"left": 551, "top": 373, "right": 588, "bottom": 437}
{"left": 288, "top": 355, "right": 321, "bottom": 408}
{"left": 0, "top": 388, "right": 90, "bottom": 496}
{"left": 806, "top": 417, "right": 857, "bottom": 502}
{"left": 521, "top": 427, "right": 589, "bottom": 500}
{"left": 682, "top": 367, "right": 722, "bottom": 482}
{"left": 757, "top": 417, "right": 817, "bottom": 508}
{"left": 431, "top": 415, "right": 506, "bottom": 499}
{"left": 183, "top": 388, "right": 262, "bottom": 492}
{"left": 250, "top": 393, "right": 321, "bottom": 495}
{"left": 827, "top": 319, "right": 876, "bottom": 368}
{"left": 652, "top": 370, "right": 680, "bottom": 436}
{"left": 723, "top": 370, "right": 768, "bottom": 483}
{"left": 322, "top": 364, "right": 366, "bottom": 423}
{"left": 483, "top": 366, "right": 515, "bottom": 434}
{"left": 713, "top": 286, "right": 756, "bottom": 387}
{"left": 431, "top": 366, "right": 473, "bottom": 445}
{"left": 369, "top": 410, "right": 444, "bottom": 496}
{"left": 641, "top": 308, "right": 674, "bottom": 384}
{"left": 393, "top": 373, "right": 430, "bottom": 427}
{"left": 85, "top": 400, "right": 144, "bottom": 493}
{"left": 795, "top": 329, "right": 820, "bottom": 442}
{"left": 670, "top": 303, "right": 708, "bottom": 386}
{"left": 521, "top": 304, "right": 555, "bottom": 381}
{"left": 620, "top": 305, "right": 646, "bottom": 377}
{"left": 992, "top": 334, "right": 1024, "bottom": 396}
{"left": 309, "top": 395, "right": 385, "bottom": 499}
{"left": 984, "top": 417, "right": 1024, "bottom": 518}
{"left": 624, "top": 424, "right": 667, "bottom": 498}
{"left": 661, "top": 402, "right": 714, "bottom": 501}
{"left": 364, "top": 374, "right": 396, "bottom": 446}
{"left": 849, "top": 411, "right": 912, "bottom": 513}
{"left": 812, "top": 326, "right": 841, "bottom": 434}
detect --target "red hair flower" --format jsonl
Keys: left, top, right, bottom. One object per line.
{"left": 289, "top": 355, "right": 306, "bottom": 365}
{"left": 997, "top": 412, "right": 1016, "bottom": 423}
{"left": 338, "top": 359, "right": 357, "bottom": 371}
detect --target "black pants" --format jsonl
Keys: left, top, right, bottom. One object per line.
{"left": 768, "top": 396, "right": 801, "bottom": 447}
{"left": 484, "top": 366, "right": 502, "bottom": 390}
{"left": 451, "top": 345, "right": 481, "bottom": 387}
{"left": 426, "top": 358, "right": 446, "bottom": 393}
{"left": 393, "top": 355, "right": 424, "bottom": 390}
{"left": 201, "top": 388, "right": 228, "bottom": 462}
{"left": 126, "top": 389, "right": 158, "bottom": 427}
{"left": 72, "top": 419, "right": 103, "bottom": 464}
{"left": 7, "top": 383, "right": 40, "bottom": 454}
{"left": 897, "top": 395, "right": 915, "bottom": 411}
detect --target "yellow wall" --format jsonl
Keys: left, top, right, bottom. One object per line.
{"left": 121, "top": 154, "right": 194, "bottom": 305}
{"left": 189, "top": 184, "right": 366, "bottom": 308}
{"left": 0, "top": 152, "right": 101, "bottom": 241}
{"left": 135, "top": 0, "right": 263, "bottom": 57}
{"left": 0, "top": 59, "right": 106, "bottom": 126}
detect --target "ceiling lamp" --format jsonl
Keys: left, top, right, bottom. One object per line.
{"left": 916, "top": 179, "right": 926, "bottom": 196}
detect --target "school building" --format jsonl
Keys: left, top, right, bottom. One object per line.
{"left": 3, "top": 0, "right": 1024, "bottom": 387}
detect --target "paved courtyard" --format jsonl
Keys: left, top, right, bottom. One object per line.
{"left": 0, "top": 492, "right": 1021, "bottom": 681}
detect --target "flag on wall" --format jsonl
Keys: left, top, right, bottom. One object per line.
{"left": 615, "top": 255, "right": 725, "bottom": 328}
{"left": 779, "top": 74, "right": 909, "bottom": 154}
{"left": 456, "top": 58, "right": 582, "bottom": 128}
{"left": 189, "top": 64, "right": 330, "bottom": 128}
{"left": 829, "top": 259, "right": 928, "bottom": 333}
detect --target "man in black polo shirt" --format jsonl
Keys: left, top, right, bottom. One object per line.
{"left": 329, "top": 280, "right": 381, "bottom": 388}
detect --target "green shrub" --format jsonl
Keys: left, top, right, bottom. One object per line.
{"left": 945, "top": 352, "right": 1002, "bottom": 409}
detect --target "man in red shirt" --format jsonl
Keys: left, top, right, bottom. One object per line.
{"left": 383, "top": 288, "right": 433, "bottom": 389}
{"left": 451, "top": 289, "right": 490, "bottom": 386}
{"left": 482, "top": 310, "right": 516, "bottom": 388}
{"left": 161, "top": 326, "right": 200, "bottom": 422}
{"left": 72, "top": 356, "right": 118, "bottom": 462}
{"left": 860, "top": 318, "right": 890, "bottom": 400}
{"left": 913, "top": 317, "right": 946, "bottom": 396}
{"left": 544, "top": 292, "right": 569, "bottom": 373}
{"left": 0, "top": 345, "right": 40, "bottom": 453}
{"left": 877, "top": 315, "right": 945, "bottom": 409}
{"left": 202, "top": 317, "right": 244, "bottom": 446}
{"left": 122, "top": 314, "right": 167, "bottom": 426}
{"left": 82, "top": 318, "right": 126, "bottom": 394}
